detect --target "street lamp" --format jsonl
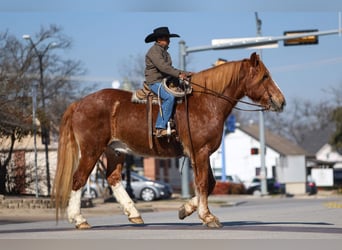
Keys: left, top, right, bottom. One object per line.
{"left": 23, "top": 34, "right": 57, "bottom": 196}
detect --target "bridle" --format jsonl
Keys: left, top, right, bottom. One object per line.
{"left": 182, "top": 77, "right": 271, "bottom": 112}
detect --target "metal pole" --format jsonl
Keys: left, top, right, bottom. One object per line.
{"left": 339, "top": 12, "right": 341, "bottom": 37}
{"left": 179, "top": 40, "right": 190, "bottom": 198}
{"left": 220, "top": 129, "right": 227, "bottom": 181}
{"left": 38, "top": 53, "right": 51, "bottom": 197}
{"left": 23, "top": 35, "right": 54, "bottom": 197}
{"left": 259, "top": 111, "right": 267, "bottom": 195}
{"left": 255, "top": 12, "right": 268, "bottom": 195}
{"left": 32, "top": 82, "right": 39, "bottom": 198}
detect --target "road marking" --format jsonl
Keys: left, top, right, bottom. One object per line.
{"left": 324, "top": 201, "right": 342, "bottom": 209}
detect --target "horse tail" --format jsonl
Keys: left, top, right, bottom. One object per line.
{"left": 51, "top": 102, "right": 79, "bottom": 222}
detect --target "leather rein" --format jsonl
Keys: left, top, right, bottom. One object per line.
{"left": 183, "top": 79, "right": 269, "bottom": 112}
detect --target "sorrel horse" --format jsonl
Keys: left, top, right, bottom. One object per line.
{"left": 52, "top": 52, "right": 285, "bottom": 229}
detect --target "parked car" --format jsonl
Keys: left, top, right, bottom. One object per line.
{"left": 122, "top": 172, "right": 173, "bottom": 201}
{"left": 82, "top": 175, "right": 111, "bottom": 199}
{"left": 245, "top": 177, "right": 281, "bottom": 195}
{"left": 82, "top": 172, "right": 173, "bottom": 202}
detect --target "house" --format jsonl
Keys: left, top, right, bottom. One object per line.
{"left": 299, "top": 123, "right": 342, "bottom": 187}
{"left": 0, "top": 135, "right": 58, "bottom": 196}
{"left": 210, "top": 122, "right": 309, "bottom": 195}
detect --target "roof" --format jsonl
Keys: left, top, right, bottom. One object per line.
{"left": 299, "top": 123, "right": 336, "bottom": 155}
{"left": 239, "top": 124, "right": 309, "bottom": 156}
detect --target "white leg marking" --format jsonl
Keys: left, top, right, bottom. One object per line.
{"left": 112, "top": 182, "right": 140, "bottom": 218}
{"left": 184, "top": 196, "right": 198, "bottom": 214}
{"left": 67, "top": 189, "right": 87, "bottom": 225}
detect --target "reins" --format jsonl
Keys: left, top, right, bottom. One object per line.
{"left": 185, "top": 79, "right": 268, "bottom": 112}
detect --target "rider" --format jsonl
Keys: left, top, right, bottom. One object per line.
{"left": 144, "top": 26, "right": 191, "bottom": 137}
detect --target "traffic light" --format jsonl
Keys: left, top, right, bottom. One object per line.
{"left": 251, "top": 147, "right": 259, "bottom": 155}
{"left": 283, "top": 29, "right": 319, "bottom": 46}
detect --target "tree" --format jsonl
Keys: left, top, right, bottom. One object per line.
{"left": 263, "top": 98, "right": 334, "bottom": 144}
{"left": 118, "top": 53, "right": 145, "bottom": 90}
{"left": 0, "top": 31, "right": 33, "bottom": 194}
{"left": 0, "top": 25, "right": 92, "bottom": 195}
{"left": 330, "top": 106, "right": 342, "bottom": 153}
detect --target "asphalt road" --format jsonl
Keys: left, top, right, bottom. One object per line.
{"left": 1, "top": 195, "right": 342, "bottom": 239}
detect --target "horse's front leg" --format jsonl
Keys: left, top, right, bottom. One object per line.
{"left": 198, "top": 163, "right": 221, "bottom": 228}
{"left": 178, "top": 164, "right": 217, "bottom": 221}
{"left": 105, "top": 148, "right": 144, "bottom": 224}
{"left": 179, "top": 196, "right": 198, "bottom": 220}
{"left": 193, "top": 151, "right": 222, "bottom": 228}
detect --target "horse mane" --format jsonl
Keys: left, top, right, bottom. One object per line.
{"left": 191, "top": 60, "right": 244, "bottom": 94}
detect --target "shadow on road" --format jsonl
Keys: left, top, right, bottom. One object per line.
{"left": 1, "top": 220, "right": 341, "bottom": 236}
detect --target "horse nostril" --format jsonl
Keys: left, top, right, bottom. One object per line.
{"left": 281, "top": 100, "right": 286, "bottom": 111}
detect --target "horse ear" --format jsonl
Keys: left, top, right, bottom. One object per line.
{"left": 250, "top": 52, "right": 259, "bottom": 67}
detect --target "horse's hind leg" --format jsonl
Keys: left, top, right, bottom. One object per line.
{"left": 68, "top": 151, "right": 102, "bottom": 229}
{"left": 105, "top": 148, "right": 143, "bottom": 224}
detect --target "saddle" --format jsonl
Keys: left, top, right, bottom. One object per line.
{"left": 131, "top": 78, "right": 192, "bottom": 104}
{"left": 131, "top": 78, "right": 192, "bottom": 149}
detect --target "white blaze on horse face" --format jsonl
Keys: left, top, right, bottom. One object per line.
{"left": 67, "top": 189, "right": 87, "bottom": 225}
{"left": 273, "top": 80, "right": 281, "bottom": 92}
{"left": 111, "top": 182, "right": 140, "bottom": 218}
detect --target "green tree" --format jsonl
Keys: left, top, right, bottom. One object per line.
{"left": 330, "top": 106, "right": 342, "bottom": 153}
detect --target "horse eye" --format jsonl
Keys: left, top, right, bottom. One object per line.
{"left": 262, "top": 75, "right": 269, "bottom": 81}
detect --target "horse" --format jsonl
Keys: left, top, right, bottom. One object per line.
{"left": 52, "top": 52, "right": 285, "bottom": 229}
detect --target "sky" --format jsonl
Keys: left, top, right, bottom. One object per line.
{"left": 1, "top": 0, "right": 342, "bottom": 106}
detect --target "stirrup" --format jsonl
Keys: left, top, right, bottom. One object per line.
{"left": 154, "top": 128, "right": 176, "bottom": 138}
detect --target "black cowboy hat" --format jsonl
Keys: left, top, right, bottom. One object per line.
{"left": 145, "top": 26, "right": 180, "bottom": 43}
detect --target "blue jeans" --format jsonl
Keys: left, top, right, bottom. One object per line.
{"left": 149, "top": 82, "right": 175, "bottom": 129}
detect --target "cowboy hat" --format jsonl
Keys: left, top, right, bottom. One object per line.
{"left": 145, "top": 26, "right": 180, "bottom": 43}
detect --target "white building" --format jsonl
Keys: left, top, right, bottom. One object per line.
{"left": 300, "top": 123, "right": 342, "bottom": 187}
{"left": 210, "top": 123, "right": 309, "bottom": 194}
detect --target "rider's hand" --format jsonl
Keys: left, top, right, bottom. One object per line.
{"left": 179, "top": 72, "right": 193, "bottom": 80}
{"left": 179, "top": 73, "right": 187, "bottom": 80}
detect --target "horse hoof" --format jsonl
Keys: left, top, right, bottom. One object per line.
{"left": 75, "top": 221, "right": 92, "bottom": 230}
{"left": 129, "top": 216, "right": 144, "bottom": 224}
{"left": 178, "top": 205, "right": 186, "bottom": 220}
{"left": 205, "top": 219, "right": 223, "bottom": 229}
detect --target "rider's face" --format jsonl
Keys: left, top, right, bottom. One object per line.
{"left": 157, "top": 36, "right": 170, "bottom": 47}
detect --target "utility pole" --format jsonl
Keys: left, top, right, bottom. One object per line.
{"left": 255, "top": 12, "right": 268, "bottom": 196}
{"left": 179, "top": 40, "right": 191, "bottom": 199}
{"left": 32, "top": 82, "right": 39, "bottom": 197}
{"left": 23, "top": 35, "right": 56, "bottom": 196}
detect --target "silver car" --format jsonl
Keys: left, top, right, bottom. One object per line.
{"left": 122, "top": 172, "right": 173, "bottom": 201}
{"left": 82, "top": 172, "right": 173, "bottom": 202}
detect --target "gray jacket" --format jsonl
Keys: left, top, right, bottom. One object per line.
{"left": 145, "top": 43, "right": 182, "bottom": 85}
